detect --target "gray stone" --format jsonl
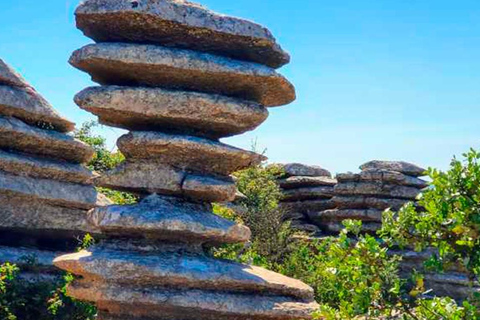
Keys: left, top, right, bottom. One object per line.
{"left": 183, "top": 174, "right": 236, "bottom": 203}
{"left": 278, "top": 176, "right": 337, "bottom": 189}
{"left": 66, "top": 280, "right": 317, "bottom": 320}
{"left": 336, "top": 170, "right": 428, "bottom": 188}
{"left": 0, "top": 116, "right": 94, "bottom": 164}
{"left": 117, "top": 131, "right": 266, "bottom": 176}
{"left": 75, "top": 86, "right": 268, "bottom": 138}
{"left": 332, "top": 195, "right": 410, "bottom": 211}
{"left": 0, "top": 171, "right": 98, "bottom": 209}
{"left": 309, "top": 209, "right": 383, "bottom": 223}
{"left": 279, "top": 199, "right": 335, "bottom": 213}
{"left": 283, "top": 211, "right": 306, "bottom": 221}
{"left": 278, "top": 163, "right": 331, "bottom": 177}
{"left": 321, "top": 221, "right": 381, "bottom": 234}
{"left": 0, "top": 246, "right": 61, "bottom": 273}
{"left": 282, "top": 186, "right": 335, "bottom": 201}
{"left": 88, "top": 195, "right": 251, "bottom": 244}
{"left": 54, "top": 247, "right": 313, "bottom": 300}
{"left": 289, "top": 221, "right": 322, "bottom": 235}
{"left": 360, "top": 160, "right": 426, "bottom": 177}
{"left": 0, "top": 85, "right": 74, "bottom": 133}
{"left": 0, "top": 150, "right": 93, "bottom": 184}
{"left": 334, "top": 182, "right": 421, "bottom": 200}
{"left": 70, "top": 43, "right": 295, "bottom": 107}
{"left": 75, "top": 0, "right": 290, "bottom": 68}
{"left": 0, "top": 59, "right": 29, "bottom": 88}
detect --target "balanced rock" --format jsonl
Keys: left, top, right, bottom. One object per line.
{"left": 70, "top": 43, "right": 295, "bottom": 107}
{"left": 337, "top": 170, "right": 428, "bottom": 188}
{"left": 75, "top": 0, "right": 290, "bottom": 68}
{"left": 360, "top": 160, "right": 426, "bottom": 177}
{"left": 279, "top": 163, "right": 331, "bottom": 178}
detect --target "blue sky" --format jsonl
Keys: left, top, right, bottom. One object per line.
{"left": 1, "top": 0, "right": 480, "bottom": 174}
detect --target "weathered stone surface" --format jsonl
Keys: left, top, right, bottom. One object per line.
{"left": 278, "top": 176, "right": 337, "bottom": 189}
{"left": 0, "top": 246, "right": 60, "bottom": 273}
{"left": 117, "top": 131, "right": 266, "bottom": 176}
{"left": 0, "top": 59, "right": 29, "bottom": 87}
{"left": 54, "top": 248, "right": 313, "bottom": 300}
{"left": 70, "top": 43, "right": 295, "bottom": 107}
{"left": 290, "top": 221, "right": 322, "bottom": 235}
{"left": 76, "top": 86, "right": 268, "bottom": 138}
{"left": 67, "top": 280, "right": 317, "bottom": 320}
{"left": 360, "top": 160, "right": 426, "bottom": 177}
{"left": 321, "top": 221, "right": 381, "bottom": 234}
{"left": 0, "top": 116, "right": 94, "bottom": 164}
{"left": 88, "top": 195, "right": 251, "bottom": 244}
{"left": 0, "top": 171, "right": 98, "bottom": 209}
{"left": 0, "top": 150, "right": 93, "bottom": 184}
{"left": 0, "top": 85, "right": 74, "bottom": 133}
{"left": 309, "top": 209, "right": 383, "bottom": 223}
{"left": 336, "top": 170, "right": 428, "bottom": 188}
{"left": 280, "top": 199, "right": 336, "bottom": 213}
{"left": 334, "top": 182, "right": 421, "bottom": 200}
{"left": 282, "top": 186, "right": 335, "bottom": 201}
{"left": 332, "top": 195, "right": 410, "bottom": 211}
{"left": 75, "top": 0, "right": 290, "bottom": 68}
{"left": 0, "top": 193, "right": 97, "bottom": 237}
{"left": 278, "top": 163, "right": 331, "bottom": 178}
{"left": 183, "top": 174, "right": 236, "bottom": 203}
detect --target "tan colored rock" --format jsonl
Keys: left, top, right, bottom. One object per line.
{"left": 88, "top": 195, "right": 251, "bottom": 244}
{"left": 54, "top": 247, "right": 314, "bottom": 300}
{"left": 67, "top": 280, "right": 317, "bottom": 320}
{"left": 117, "top": 131, "right": 265, "bottom": 175}
{"left": 336, "top": 170, "right": 428, "bottom": 188}
{"left": 0, "top": 116, "right": 93, "bottom": 164}
{"left": 282, "top": 186, "right": 335, "bottom": 201}
{"left": 309, "top": 209, "right": 383, "bottom": 223}
{"left": 70, "top": 43, "right": 295, "bottom": 107}
{"left": 0, "top": 59, "right": 29, "bottom": 87}
{"left": 0, "top": 85, "right": 74, "bottom": 132}
{"left": 75, "top": 86, "right": 268, "bottom": 138}
{"left": 75, "top": 0, "right": 290, "bottom": 68}
{"left": 334, "top": 182, "right": 421, "bottom": 200}
{"left": 0, "top": 150, "right": 93, "bottom": 184}
{"left": 360, "top": 160, "right": 426, "bottom": 177}
{"left": 278, "top": 176, "right": 337, "bottom": 189}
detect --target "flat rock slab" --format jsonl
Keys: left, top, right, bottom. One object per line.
{"left": 88, "top": 195, "right": 251, "bottom": 244}
{"left": 333, "top": 195, "right": 410, "bottom": 211}
{"left": 309, "top": 209, "right": 383, "bottom": 223}
{"left": 0, "top": 150, "right": 93, "bottom": 184}
{"left": 360, "top": 160, "right": 426, "bottom": 177}
{"left": 66, "top": 280, "right": 318, "bottom": 320}
{"left": 75, "top": 86, "right": 268, "bottom": 138}
{"left": 0, "top": 246, "right": 61, "bottom": 273}
{"left": 282, "top": 186, "right": 335, "bottom": 201}
{"left": 278, "top": 176, "right": 337, "bottom": 189}
{"left": 0, "top": 171, "right": 98, "bottom": 210}
{"left": 0, "top": 85, "right": 74, "bottom": 133}
{"left": 0, "top": 116, "right": 93, "bottom": 164}
{"left": 118, "top": 131, "right": 266, "bottom": 176}
{"left": 337, "top": 170, "right": 428, "bottom": 188}
{"left": 0, "top": 59, "right": 29, "bottom": 88}
{"left": 96, "top": 161, "right": 236, "bottom": 202}
{"left": 278, "top": 163, "right": 331, "bottom": 177}
{"left": 75, "top": 0, "right": 290, "bottom": 68}
{"left": 334, "top": 182, "right": 421, "bottom": 200}
{"left": 54, "top": 248, "right": 313, "bottom": 300}
{"left": 70, "top": 43, "right": 295, "bottom": 107}
{"left": 280, "top": 199, "right": 335, "bottom": 214}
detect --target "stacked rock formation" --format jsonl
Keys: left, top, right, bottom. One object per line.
{"left": 54, "top": 1, "right": 318, "bottom": 319}
{"left": 316, "top": 161, "right": 428, "bottom": 234}
{"left": 0, "top": 59, "right": 100, "bottom": 280}
{"left": 277, "top": 163, "right": 336, "bottom": 235}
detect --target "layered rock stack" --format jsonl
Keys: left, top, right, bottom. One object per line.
{"left": 54, "top": 1, "right": 318, "bottom": 319}
{"left": 0, "top": 59, "right": 100, "bottom": 279}
{"left": 316, "top": 161, "right": 428, "bottom": 234}
{"left": 277, "top": 163, "right": 336, "bottom": 235}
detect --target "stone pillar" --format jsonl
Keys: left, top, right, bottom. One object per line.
{"left": 54, "top": 1, "right": 318, "bottom": 319}
{"left": 277, "top": 163, "right": 336, "bottom": 235}
{"left": 0, "top": 59, "right": 101, "bottom": 279}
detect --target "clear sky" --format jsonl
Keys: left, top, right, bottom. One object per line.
{"left": 1, "top": 0, "right": 480, "bottom": 174}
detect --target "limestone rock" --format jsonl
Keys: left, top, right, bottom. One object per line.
{"left": 282, "top": 186, "right": 335, "bottom": 201}
{"left": 67, "top": 280, "right": 317, "bottom": 320}
{"left": 332, "top": 196, "right": 410, "bottom": 211}
{"left": 183, "top": 175, "right": 236, "bottom": 203}
{"left": 75, "top": 0, "right": 290, "bottom": 68}
{"left": 321, "top": 221, "right": 381, "bottom": 234}
{"left": 0, "top": 150, "right": 93, "bottom": 184}
{"left": 0, "top": 59, "right": 29, "bottom": 88}
{"left": 280, "top": 199, "right": 336, "bottom": 213}
{"left": 70, "top": 43, "right": 295, "bottom": 107}
{"left": 360, "top": 160, "right": 426, "bottom": 177}
{"left": 0, "top": 85, "right": 74, "bottom": 132}
{"left": 309, "top": 209, "right": 383, "bottom": 223}
{"left": 278, "top": 176, "right": 337, "bottom": 189}
{"left": 117, "top": 131, "right": 266, "bottom": 175}
{"left": 0, "top": 116, "right": 93, "bottom": 164}
{"left": 0, "top": 246, "right": 61, "bottom": 273}
{"left": 337, "top": 170, "right": 428, "bottom": 188}
{"left": 54, "top": 248, "right": 314, "bottom": 300}
{"left": 76, "top": 86, "right": 268, "bottom": 138}
{"left": 279, "top": 163, "right": 331, "bottom": 178}
{"left": 334, "top": 182, "right": 421, "bottom": 200}
{"left": 88, "top": 195, "right": 251, "bottom": 244}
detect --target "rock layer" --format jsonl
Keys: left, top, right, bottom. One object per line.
{"left": 55, "top": 2, "right": 317, "bottom": 319}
